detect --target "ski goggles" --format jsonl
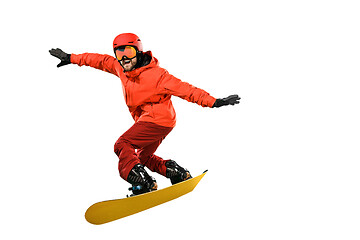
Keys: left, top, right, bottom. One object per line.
{"left": 115, "top": 46, "right": 137, "bottom": 60}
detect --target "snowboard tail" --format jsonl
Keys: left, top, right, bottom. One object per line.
{"left": 85, "top": 170, "right": 207, "bottom": 225}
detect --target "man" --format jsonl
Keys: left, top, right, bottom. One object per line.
{"left": 49, "top": 33, "right": 240, "bottom": 195}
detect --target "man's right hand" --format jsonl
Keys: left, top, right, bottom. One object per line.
{"left": 49, "top": 48, "right": 71, "bottom": 68}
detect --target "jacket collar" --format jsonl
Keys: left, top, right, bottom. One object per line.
{"left": 125, "top": 51, "right": 159, "bottom": 78}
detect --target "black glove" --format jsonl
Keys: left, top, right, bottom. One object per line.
{"left": 212, "top": 94, "right": 241, "bottom": 108}
{"left": 49, "top": 48, "right": 71, "bottom": 67}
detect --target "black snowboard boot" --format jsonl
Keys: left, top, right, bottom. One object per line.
{"left": 165, "top": 160, "right": 192, "bottom": 185}
{"left": 127, "top": 164, "right": 158, "bottom": 196}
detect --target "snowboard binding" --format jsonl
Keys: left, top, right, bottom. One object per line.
{"left": 127, "top": 164, "right": 158, "bottom": 196}
{"left": 165, "top": 160, "right": 192, "bottom": 185}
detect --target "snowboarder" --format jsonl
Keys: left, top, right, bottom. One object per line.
{"left": 49, "top": 33, "right": 240, "bottom": 196}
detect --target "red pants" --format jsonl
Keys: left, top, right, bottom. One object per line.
{"left": 114, "top": 121, "right": 173, "bottom": 180}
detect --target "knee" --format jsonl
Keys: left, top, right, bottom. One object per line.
{"left": 114, "top": 137, "right": 127, "bottom": 156}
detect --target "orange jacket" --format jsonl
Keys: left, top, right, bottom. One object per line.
{"left": 70, "top": 51, "right": 216, "bottom": 128}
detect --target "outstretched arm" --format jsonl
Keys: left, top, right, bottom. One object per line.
{"left": 159, "top": 71, "right": 216, "bottom": 107}
{"left": 159, "top": 70, "right": 240, "bottom": 108}
{"left": 49, "top": 48, "right": 119, "bottom": 75}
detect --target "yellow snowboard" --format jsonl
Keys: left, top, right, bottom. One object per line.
{"left": 85, "top": 170, "right": 207, "bottom": 225}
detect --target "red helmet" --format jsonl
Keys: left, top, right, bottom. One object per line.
{"left": 113, "top": 33, "right": 143, "bottom": 52}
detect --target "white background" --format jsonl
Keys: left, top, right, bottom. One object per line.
{"left": 1, "top": 0, "right": 359, "bottom": 239}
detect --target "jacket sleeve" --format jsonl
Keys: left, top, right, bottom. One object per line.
{"left": 159, "top": 69, "right": 216, "bottom": 108}
{"left": 70, "top": 53, "right": 120, "bottom": 76}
